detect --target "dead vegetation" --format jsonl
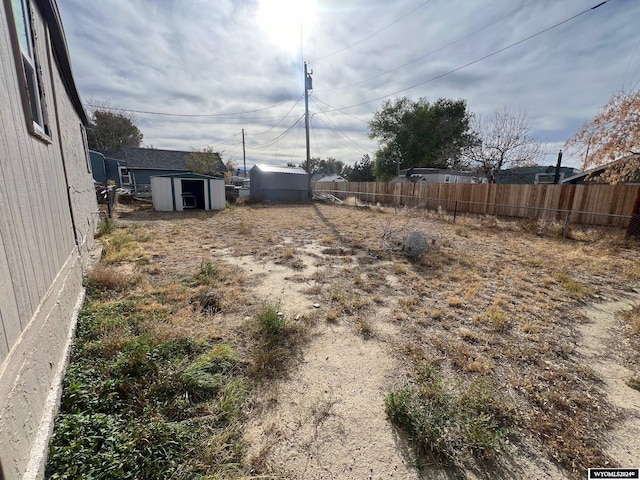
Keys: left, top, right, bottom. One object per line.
{"left": 49, "top": 202, "right": 640, "bottom": 479}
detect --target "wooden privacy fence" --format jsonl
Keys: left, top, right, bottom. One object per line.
{"left": 312, "top": 182, "right": 640, "bottom": 229}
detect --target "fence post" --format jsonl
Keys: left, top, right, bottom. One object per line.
{"left": 454, "top": 200, "right": 458, "bottom": 223}
{"left": 563, "top": 211, "right": 570, "bottom": 238}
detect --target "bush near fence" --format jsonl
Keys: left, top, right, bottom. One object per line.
{"left": 312, "top": 182, "right": 640, "bottom": 229}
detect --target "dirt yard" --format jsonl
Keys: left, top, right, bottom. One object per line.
{"left": 97, "top": 202, "right": 640, "bottom": 479}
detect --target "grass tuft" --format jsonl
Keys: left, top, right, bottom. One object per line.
{"left": 385, "top": 362, "right": 515, "bottom": 464}
{"left": 619, "top": 304, "right": 640, "bottom": 336}
{"left": 249, "top": 303, "right": 307, "bottom": 377}
{"left": 554, "top": 272, "right": 592, "bottom": 300}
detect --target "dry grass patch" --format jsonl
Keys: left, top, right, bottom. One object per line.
{"left": 102, "top": 229, "right": 148, "bottom": 264}
{"left": 474, "top": 305, "right": 510, "bottom": 332}
{"left": 619, "top": 304, "right": 640, "bottom": 336}
{"left": 447, "top": 296, "right": 464, "bottom": 308}
{"left": 554, "top": 272, "right": 592, "bottom": 300}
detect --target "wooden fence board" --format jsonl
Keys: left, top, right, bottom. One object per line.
{"left": 313, "top": 182, "right": 640, "bottom": 228}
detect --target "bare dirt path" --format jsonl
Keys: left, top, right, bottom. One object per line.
{"left": 580, "top": 296, "right": 640, "bottom": 467}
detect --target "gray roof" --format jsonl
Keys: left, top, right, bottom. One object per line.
{"left": 252, "top": 164, "right": 308, "bottom": 175}
{"left": 315, "top": 174, "right": 348, "bottom": 182}
{"left": 102, "top": 147, "right": 224, "bottom": 172}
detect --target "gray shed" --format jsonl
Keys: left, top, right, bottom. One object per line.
{"left": 151, "top": 173, "right": 225, "bottom": 211}
{"left": 250, "top": 164, "right": 309, "bottom": 202}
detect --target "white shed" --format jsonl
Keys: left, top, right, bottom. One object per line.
{"left": 151, "top": 173, "right": 226, "bottom": 211}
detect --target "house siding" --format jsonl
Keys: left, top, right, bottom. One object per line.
{"left": 0, "top": 1, "right": 97, "bottom": 479}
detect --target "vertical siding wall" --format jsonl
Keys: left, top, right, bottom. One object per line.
{"left": 312, "top": 182, "right": 640, "bottom": 228}
{"left": 0, "top": 2, "right": 97, "bottom": 479}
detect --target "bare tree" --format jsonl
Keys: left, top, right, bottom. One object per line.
{"left": 464, "top": 109, "right": 542, "bottom": 183}
{"left": 565, "top": 89, "right": 640, "bottom": 184}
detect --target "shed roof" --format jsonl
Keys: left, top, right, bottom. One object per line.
{"left": 151, "top": 173, "right": 221, "bottom": 180}
{"left": 561, "top": 156, "right": 636, "bottom": 184}
{"left": 102, "top": 147, "right": 224, "bottom": 172}
{"left": 253, "top": 164, "right": 308, "bottom": 175}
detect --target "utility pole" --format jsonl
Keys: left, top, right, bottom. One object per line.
{"left": 304, "top": 62, "right": 312, "bottom": 196}
{"left": 242, "top": 128, "right": 246, "bottom": 178}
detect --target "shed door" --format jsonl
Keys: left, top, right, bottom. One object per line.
{"left": 181, "top": 180, "right": 205, "bottom": 209}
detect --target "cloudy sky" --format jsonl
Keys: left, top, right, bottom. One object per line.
{"left": 57, "top": 0, "right": 640, "bottom": 170}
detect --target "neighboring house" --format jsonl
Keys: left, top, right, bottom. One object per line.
{"left": 392, "top": 168, "right": 487, "bottom": 184}
{"left": 101, "top": 147, "right": 225, "bottom": 191}
{"left": 314, "top": 174, "right": 348, "bottom": 183}
{"left": 496, "top": 166, "right": 581, "bottom": 185}
{"left": 250, "top": 164, "right": 309, "bottom": 202}
{"left": 0, "top": 1, "right": 97, "bottom": 479}
{"left": 562, "top": 156, "right": 640, "bottom": 185}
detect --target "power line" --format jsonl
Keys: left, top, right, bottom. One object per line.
{"left": 315, "top": 0, "right": 537, "bottom": 95}
{"left": 310, "top": 98, "right": 371, "bottom": 153}
{"left": 247, "top": 96, "right": 304, "bottom": 136}
{"left": 251, "top": 115, "right": 305, "bottom": 149}
{"left": 311, "top": 0, "right": 434, "bottom": 63}
{"left": 311, "top": 95, "right": 369, "bottom": 124}
{"left": 312, "top": 115, "right": 368, "bottom": 158}
{"left": 310, "top": 116, "right": 322, "bottom": 160}
{"left": 84, "top": 96, "right": 302, "bottom": 118}
{"left": 197, "top": 131, "right": 243, "bottom": 150}
{"left": 320, "top": 1, "right": 610, "bottom": 114}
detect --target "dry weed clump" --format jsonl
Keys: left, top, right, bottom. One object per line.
{"left": 86, "top": 263, "right": 141, "bottom": 295}
{"left": 247, "top": 303, "right": 309, "bottom": 378}
{"left": 619, "top": 304, "right": 640, "bottom": 336}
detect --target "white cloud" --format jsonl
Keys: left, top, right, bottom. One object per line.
{"left": 58, "top": 0, "right": 640, "bottom": 169}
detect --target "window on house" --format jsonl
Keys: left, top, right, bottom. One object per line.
{"left": 10, "top": 0, "right": 49, "bottom": 137}
{"left": 444, "top": 175, "right": 451, "bottom": 183}
{"left": 119, "top": 167, "right": 131, "bottom": 185}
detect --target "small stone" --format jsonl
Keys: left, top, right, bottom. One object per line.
{"left": 313, "top": 303, "right": 320, "bottom": 308}
{"left": 277, "top": 311, "right": 284, "bottom": 317}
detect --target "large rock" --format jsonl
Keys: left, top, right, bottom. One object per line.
{"left": 403, "top": 231, "right": 428, "bottom": 259}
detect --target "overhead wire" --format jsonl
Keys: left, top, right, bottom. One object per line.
{"left": 311, "top": 0, "right": 434, "bottom": 63}
{"left": 311, "top": 95, "right": 369, "bottom": 124}
{"left": 83, "top": 96, "right": 300, "bottom": 118}
{"left": 246, "top": 95, "right": 305, "bottom": 136}
{"left": 319, "top": 1, "right": 610, "bottom": 114}
{"left": 315, "top": 0, "right": 537, "bottom": 95}
{"left": 250, "top": 115, "right": 306, "bottom": 149}
{"left": 312, "top": 115, "right": 367, "bottom": 158}
{"left": 310, "top": 97, "right": 371, "bottom": 153}
{"left": 197, "top": 131, "right": 243, "bottom": 150}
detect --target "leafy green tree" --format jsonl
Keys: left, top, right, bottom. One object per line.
{"left": 305, "top": 157, "right": 350, "bottom": 177}
{"left": 185, "top": 147, "right": 224, "bottom": 176}
{"left": 86, "top": 108, "right": 143, "bottom": 151}
{"left": 348, "top": 154, "right": 375, "bottom": 181}
{"left": 369, "top": 97, "right": 475, "bottom": 180}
